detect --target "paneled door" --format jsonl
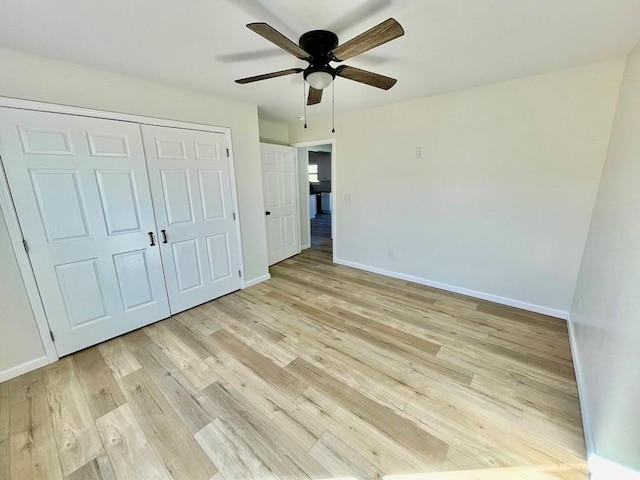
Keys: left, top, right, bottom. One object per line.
{"left": 142, "top": 125, "right": 241, "bottom": 314}
{"left": 0, "top": 108, "right": 170, "bottom": 356}
{"left": 260, "top": 143, "right": 299, "bottom": 265}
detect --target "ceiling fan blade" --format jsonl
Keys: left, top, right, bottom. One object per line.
{"left": 335, "top": 65, "right": 397, "bottom": 90}
{"left": 247, "top": 23, "right": 311, "bottom": 61}
{"left": 307, "top": 87, "right": 323, "bottom": 105}
{"left": 329, "top": 18, "right": 404, "bottom": 62}
{"left": 235, "top": 68, "right": 303, "bottom": 84}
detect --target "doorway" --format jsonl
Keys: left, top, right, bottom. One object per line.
{"left": 293, "top": 139, "right": 336, "bottom": 260}
{"left": 309, "top": 147, "right": 332, "bottom": 252}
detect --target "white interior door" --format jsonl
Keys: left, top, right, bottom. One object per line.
{"left": 0, "top": 108, "right": 170, "bottom": 356}
{"left": 261, "top": 143, "right": 299, "bottom": 266}
{"left": 142, "top": 125, "right": 241, "bottom": 314}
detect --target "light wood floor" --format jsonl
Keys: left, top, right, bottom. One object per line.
{"left": 1, "top": 242, "right": 588, "bottom": 480}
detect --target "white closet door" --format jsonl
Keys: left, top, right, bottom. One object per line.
{"left": 261, "top": 143, "right": 299, "bottom": 266}
{"left": 0, "top": 108, "right": 170, "bottom": 356}
{"left": 141, "top": 125, "right": 241, "bottom": 314}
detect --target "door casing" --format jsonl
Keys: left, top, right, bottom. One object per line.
{"left": 291, "top": 138, "right": 337, "bottom": 261}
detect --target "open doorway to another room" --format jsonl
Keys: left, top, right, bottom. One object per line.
{"left": 295, "top": 141, "right": 334, "bottom": 258}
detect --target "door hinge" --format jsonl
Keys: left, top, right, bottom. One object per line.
{"left": 238, "top": 270, "right": 242, "bottom": 277}
{"left": 226, "top": 148, "right": 229, "bottom": 157}
{"left": 49, "top": 330, "right": 55, "bottom": 342}
{"left": 22, "top": 239, "right": 29, "bottom": 254}
{"left": 233, "top": 212, "right": 236, "bottom": 220}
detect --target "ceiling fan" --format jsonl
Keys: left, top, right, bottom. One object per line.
{"left": 235, "top": 18, "right": 404, "bottom": 106}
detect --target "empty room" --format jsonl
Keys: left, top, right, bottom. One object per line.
{"left": 1, "top": 1, "right": 639, "bottom": 479}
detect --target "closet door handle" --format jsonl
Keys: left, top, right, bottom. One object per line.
{"left": 265, "top": 211, "right": 271, "bottom": 216}
{"left": 148, "top": 232, "right": 156, "bottom": 246}
{"left": 161, "top": 229, "right": 168, "bottom": 244}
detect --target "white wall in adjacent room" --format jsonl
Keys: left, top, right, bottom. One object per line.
{"left": 570, "top": 44, "right": 640, "bottom": 472}
{"left": 290, "top": 59, "right": 625, "bottom": 316}
{"left": 0, "top": 47, "right": 269, "bottom": 376}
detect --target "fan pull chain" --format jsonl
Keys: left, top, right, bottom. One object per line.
{"left": 332, "top": 81, "right": 335, "bottom": 133}
{"left": 303, "top": 79, "right": 308, "bottom": 129}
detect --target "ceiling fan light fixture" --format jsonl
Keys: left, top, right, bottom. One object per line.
{"left": 305, "top": 70, "right": 334, "bottom": 90}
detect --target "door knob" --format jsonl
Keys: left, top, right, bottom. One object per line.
{"left": 265, "top": 211, "right": 271, "bottom": 215}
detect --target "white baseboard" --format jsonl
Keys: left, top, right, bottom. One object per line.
{"left": 333, "top": 258, "right": 569, "bottom": 320}
{"left": 589, "top": 454, "right": 640, "bottom": 480}
{"left": 301, "top": 243, "right": 311, "bottom": 250}
{"left": 0, "top": 355, "right": 49, "bottom": 383}
{"left": 243, "top": 273, "right": 271, "bottom": 288}
{"left": 566, "top": 314, "right": 596, "bottom": 461}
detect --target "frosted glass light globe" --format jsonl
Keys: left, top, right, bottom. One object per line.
{"left": 306, "top": 71, "right": 333, "bottom": 90}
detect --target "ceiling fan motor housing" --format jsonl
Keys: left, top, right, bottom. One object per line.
{"left": 300, "top": 30, "right": 339, "bottom": 80}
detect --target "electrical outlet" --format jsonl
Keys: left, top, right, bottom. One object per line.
{"left": 388, "top": 249, "right": 395, "bottom": 260}
{"left": 416, "top": 147, "right": 425, "bottom": 160}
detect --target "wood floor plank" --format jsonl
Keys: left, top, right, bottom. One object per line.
{"left": 202, "top": 381, "right": 330, "bottom": 479}
{"left": 278, "top": 334, "right": 411, "bottom": 413}
{"left": 222, "top": 318, "right": 296, "bottom": 367}
{"left": 295, "top": 387, "right": 432, "bottom": 473}
{"left": 205, "top": 348, "right": 325, "bottom": 450}
{"left": 175, "top": 309, "right": 219, "bottom": 337}
{"left": 211, "top": 298, "right": 286, "bottom": 344}
{"left": 73, "top": 348, "right": 125, "bottom": 419}
{"left": 133, "top": 344, "right": 213, "bottom": 434}
{"left": 43, "top": 358, "right": 104, "bottom": 476}
{"left": 122, "top": 329, "right": 153, "bottom": 352}
{"left": 118, "top": 369, "right": 217, "bottom": 480}
{"left": 262, "top": 284, "right": 474, "bottom": 387}
{"left": 209, "top": 330, "right": 307, "bottom": 399}
{"left": 286, "top": 358, "right": 449, "bottom": 467}
{"left": 65, "top": 453, "right": 116, "bottom": 480}
{"left": 194, "top": 418, "right": 277, "bottom": 480}
{"left": 98, "top": 338, "right": 141, "bottom": 379}
{"left": 95, "top": 404, "right": 171, "bottom": 480}
{"left": 0, "top": 381, "right": 9, "bottom": 480}
{"left": 9, "top": 370, "right": 63, "bottom": 480}
{"left": 144, "top": 322, "right": 219, "bottom": 390}
{"left": 309, "top": 431, "right": 384, "bottom": 480}
{"left": 162, "top": 318, "right": 220, "bottom": 360}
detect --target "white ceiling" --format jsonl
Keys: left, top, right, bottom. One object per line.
{"left": 1, "top": 0, "right": 640, "bottom": 122}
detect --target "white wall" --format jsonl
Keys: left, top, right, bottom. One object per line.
{"left": 297, "top": 147, "right": 311, "bottom": 248}
{"left": 290, "top": 59, "right": 625, "bottom": 316}
{"left": 0, "top": 47, "right": 269, "bottom": 375}
{"left": 570, "top": 45, "right": 640, "bottom": 472}
{"left": 258, "top": 119, "right": 289, "bottom": 145}
{"left": 0, "top": 209, "right": 46, "bottom": 377}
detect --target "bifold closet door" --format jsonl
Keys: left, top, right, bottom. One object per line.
{"left": 0, "top": 108, "right": 170, "bottom": 356}
{"left": 141, "top": 125, "right": 241, "bottom": 314}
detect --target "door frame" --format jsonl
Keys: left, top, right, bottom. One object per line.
{"left": 0, "top": 96, "right": 246, "bottom": 366}
{"left": 291, "top": 138, "right": 336, "bottom": 262}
